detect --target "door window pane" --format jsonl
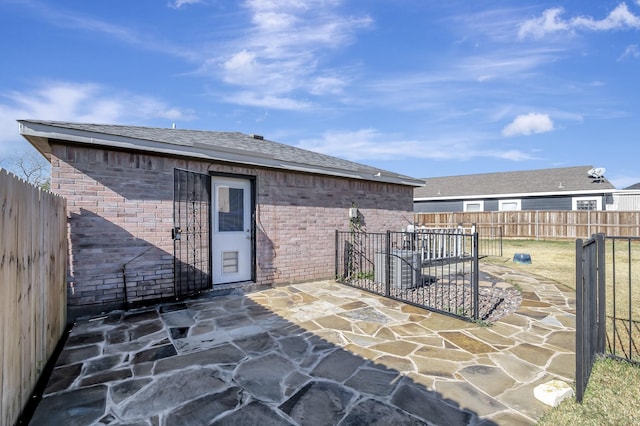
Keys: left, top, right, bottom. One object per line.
{"left": 218, "top": 187, "right": 244, "bottom": 231}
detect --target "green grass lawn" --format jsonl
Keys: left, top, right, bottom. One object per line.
{"left": 481, "top": 238, "right": 576, "bottom": 288}
{"left": 482, "top": 239, "right": 640, "bottom": 424}
{"left": 537, "top": 357, "right": 640, "bottom": 426}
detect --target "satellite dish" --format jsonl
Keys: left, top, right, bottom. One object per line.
{"left": 588, "top": 167, "right": 606, "bottom": 178}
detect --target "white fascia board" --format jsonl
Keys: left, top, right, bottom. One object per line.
{"left": 19, "top": 121, "right": 423, "bottom": 186}
{"left": 414, "top": 189, "right": 618, "bottom": 201}
{"left": 615, "top": 190, "right": 640, "bottom": 195}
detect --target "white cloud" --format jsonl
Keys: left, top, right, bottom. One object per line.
{"left": 619, "top": 44, "right": 640, "bottom": 60}
{"left": 223, "top": 50, "right": 259, "bottom": 84}
{"left": 309, "top": 75, "right": 348, "bottom": 95}
{"left": 8, "top": 2, "right": 367, "bottom": 112}
{"left": 518, "top": 8, "right": 569, "bottom": 39}
{"left": 12, "top": 0, "right": 198, "bottom": 61}
{"left": 297, "top": 129, "right": 419, "bottom": 160}
{"left": 296, "top": 129, "right": 536, "bottom": 162}
{"left": 0, "top": 81, "right": 195, "bottom": 155}
{"left": 252, "top": 11, "right": 299, "bottom": 31}
{"left": 519, "top": 3, "right": 640, "bottom": 39}
{"left": 224, "top": 91, "right": 311, "bottom": 110}
{"left": 502, "top": 113, "right": 554, "bottom": 137}
{"left": 362, "top": 44, "right": 564, "bottom": 114}
{"left": 572, "top": 3, "right": 640, "bottom": 31}
{"left": 212, "top": 0, "right": 371, "bottom": 109}
{"left": 168, "top": 0, "right": 203, "bottom": 9}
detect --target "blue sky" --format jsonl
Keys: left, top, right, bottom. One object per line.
{"left": 1, "top": 0, "right": 639, "bottom": 188}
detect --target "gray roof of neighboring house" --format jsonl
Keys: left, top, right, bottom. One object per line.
{"left": 624, "top": 183, "right": 640, "bottom": 190}
{"left": 414, "top": 165, "right": 617, "bottom": 200}
{"left": 18, "top": 120, "right": 423, "bottom": 186}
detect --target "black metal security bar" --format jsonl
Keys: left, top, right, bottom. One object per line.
{"left": 173, "top": 169, "right": 211, "bottom": 298}
{"left": 475, "top": 225, "right": 503, "bottom": 258}
{"left": 336, "top": 229, "right": 482, "bottom": 321}
{"left": 576, "top": 234, "right": 640, "bottom": 403}
{"left": 408, "top": 224, "right": 503, "bottom": 258}
{"left": 606, "top": 236, "right": 640, "bottom": 365}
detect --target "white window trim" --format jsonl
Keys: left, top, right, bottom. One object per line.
{"left": 572, "top": 196, "right": 602, "bottom": 211}
{"left": 499, "top": 199, "right": 521, "bottom": 211}
{"left": 463, "top": 200, "right": 484, "bottom": 212}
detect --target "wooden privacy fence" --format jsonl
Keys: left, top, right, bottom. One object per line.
{"left": 0, "top": 169, "right": 67, "bottom": 426}
{"left": 415, "top": 211, "right": 640, "bottom": 239}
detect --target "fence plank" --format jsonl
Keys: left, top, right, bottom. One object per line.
{"left": 1, "top": 171, "right": 19, "bottom": 424}
{"left": 0, "top": 171, "right": 9, "bottom": 425}
{"left": 415, "top": 211, "right": 640, "bottom": 239}
{"left": 0, "top": 169, "right": 67, "bottom": 426}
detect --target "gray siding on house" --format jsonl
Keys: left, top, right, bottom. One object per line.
{"left": 521, "top": 196, "right": 572, "bottom": 211}
{"left": 415, "top": 195, "right": 594, "bottom": 212}
{"left": 414, "top": 200, "right": 463, "bottom": 213}
{"left": 485, "top": 200, "right": 499, "bottom": 211}
{"left": 413, "top": 165, "right": 617, "bottom": 213}
{"left": 414, "top": 165, "right": 616, "bottom": 199}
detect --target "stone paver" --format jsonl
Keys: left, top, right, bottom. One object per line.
{"left": 28, "top": 263, "right": 575, "bottom": 425}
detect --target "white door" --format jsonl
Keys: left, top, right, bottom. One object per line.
{"left": 212, "top": 177, "right": 253, "bottom": 284}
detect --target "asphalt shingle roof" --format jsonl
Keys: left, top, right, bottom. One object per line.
{"left": 414, "top": 165, "right": 616, "bottom": 199}
{"left": 18, "top": 120, "right": 423, "bottom": 186}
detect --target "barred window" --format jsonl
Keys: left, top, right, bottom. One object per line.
{"left": 576, "top": 199, "right": 597, "bottom": 210}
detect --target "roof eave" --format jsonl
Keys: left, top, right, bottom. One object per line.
{"left": 414, "top": 188, "right": 618, "bottom": 201}
{"left": 19, "top": 121, "right": 424, "bottom": 187}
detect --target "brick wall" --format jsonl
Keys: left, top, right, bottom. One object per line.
{"left": 51, "top": 143, "right": 414, "bottom": 308}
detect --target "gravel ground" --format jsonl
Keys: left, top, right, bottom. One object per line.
{"left": 341, "top": 270, "right": 522, "bottom": 323}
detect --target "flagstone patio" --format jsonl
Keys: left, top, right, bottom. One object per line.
{"left": 29, "top": 263, "right": 575, "bottom": 425}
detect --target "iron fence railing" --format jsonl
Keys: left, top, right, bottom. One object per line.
{"left": 404, "top": 224, "right": 503, "bottom": 259}
{"left": 336, "top": 229, "right": 482, "bottom": 321}
{"left": 575, "top": 234, "right": 640, "bottom": 403}
{"left": 475, "top": 225, "right": 503, "bottom": 258}
{"left": 606, "top": 236, "right": 640, "bottom": 365}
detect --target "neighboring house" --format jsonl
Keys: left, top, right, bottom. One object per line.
{"left": 19, "top": 120, "right": 423, "bottom": 315}
{"left": 414, "top": 165, "right": 617, "bottom": 213}
{"left": 608, "top": 183, "right": 640, "bottom": 211}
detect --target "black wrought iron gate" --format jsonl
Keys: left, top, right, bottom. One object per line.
{"left": 173, "top": 169, "right": 211, "bottom": 298}
{"left": 575, "top": 233, "right": 605, "bottom": 403}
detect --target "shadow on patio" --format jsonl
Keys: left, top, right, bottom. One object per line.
{"left": 27, "top": 264, "right": 575, "bottom": 425}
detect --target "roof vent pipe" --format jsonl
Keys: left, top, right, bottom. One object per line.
{"left": 251, "top": 134, "right": 264, "bottom": 140}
